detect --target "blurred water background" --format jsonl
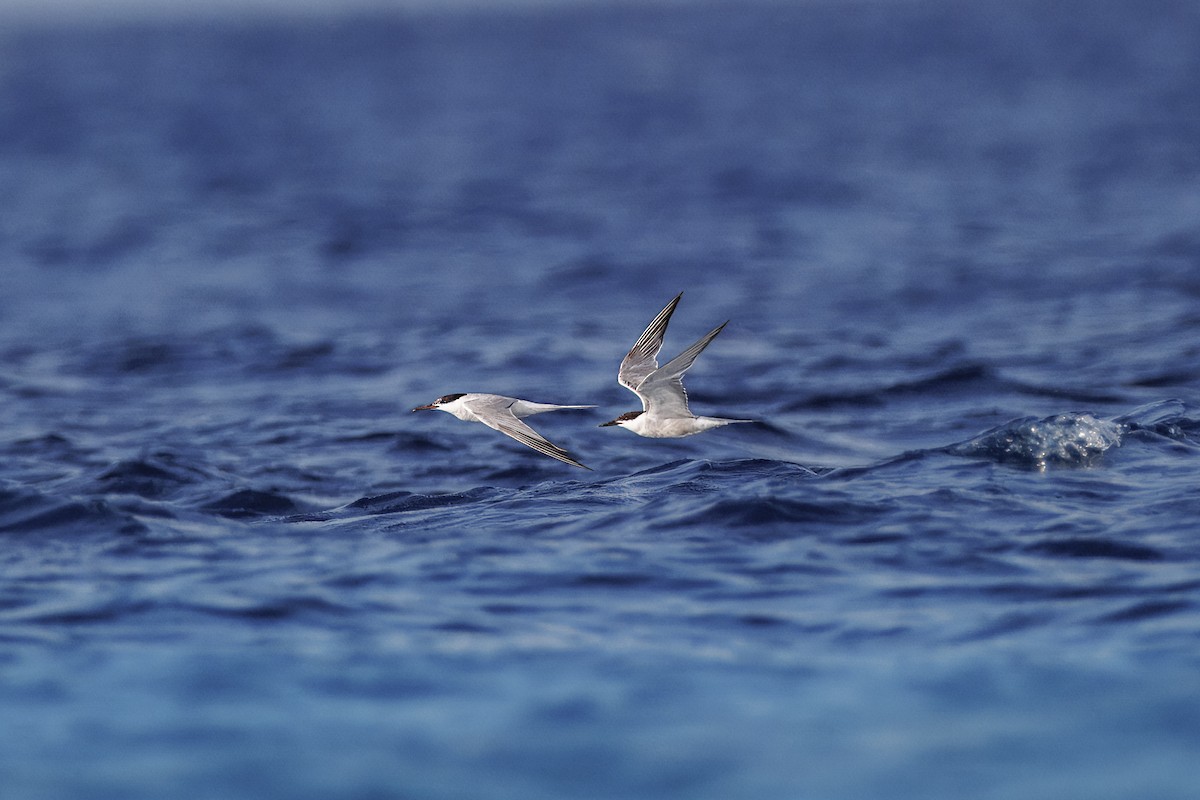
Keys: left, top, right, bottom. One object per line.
{"left": 2, "top": 0, "right": 1200, "bottom": 797}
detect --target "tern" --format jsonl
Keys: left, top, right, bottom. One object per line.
{"left": 413, "top": 393, "right": 594, "bottom": 469}
{"left": 600, "top": 292, "right": 752, "bottom": 437}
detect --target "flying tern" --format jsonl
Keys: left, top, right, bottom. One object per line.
{"left": 600, "top": 292, "right": 752, "bottom": 438}
{"left": 413, "top": 393, "right": 594, "bottom": 469}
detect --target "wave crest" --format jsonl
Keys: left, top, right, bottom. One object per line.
{"left": 948, "top": 412, "right": 1124, "bottom": 469}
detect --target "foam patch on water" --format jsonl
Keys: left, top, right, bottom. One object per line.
{"left": 948, "top": 412, "right": 1124, "bottom": 470}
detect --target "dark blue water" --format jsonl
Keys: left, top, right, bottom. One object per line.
{"left": 3, "top": 1, "right": 1200, "bottom": 797}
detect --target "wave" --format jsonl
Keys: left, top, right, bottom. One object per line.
{"left": 70, "top": 325, "right": 384, "bottom": 382}
{"left": 1115, "top": 399, "right": 1200, "bottom": 443}
{"left": 200, "top": 488, "right": 302, "bottom": 519}
{"left": 93, "top": 453, "right": 209, "bottom": 499}
{"left": 294, "top": 487, "right": 500, "bottom": 522}
{"left": 945, "top": 411, "right": 1125, "bottom": 469}
{"left": 942, "top": 401, "right": 1199, "bottom": 470}
{"left": 785, "top": 363, "right": 999, "bottom": 410}
{"left": 0, "top": 484, "right": 148, "bottom": 536}
{"left": 670, "top": 494, "right": 881, "bottom": 531}
{"left": 1024, "top": 536, "right": 1163, "bottom": 561}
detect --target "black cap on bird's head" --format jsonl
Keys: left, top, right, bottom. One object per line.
{"left": 600, "top": 410, "right": 644, "bottom": 427}
{"left": 413, "top": 393, "right": 467, "bottom": 412}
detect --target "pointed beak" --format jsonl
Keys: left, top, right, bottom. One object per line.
{"left": 599, "top": 419, "right": 619, "bottom": 427}
{"left": 412, "top": 403, "right": 436, "bottom": 412}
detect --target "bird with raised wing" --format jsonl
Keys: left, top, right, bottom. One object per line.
{"left": 600, "top": 292, "right": 752, "bottom": 438}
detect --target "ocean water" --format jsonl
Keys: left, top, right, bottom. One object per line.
{"left": 2, "top": 1, "right": 1200, "bottom": 797}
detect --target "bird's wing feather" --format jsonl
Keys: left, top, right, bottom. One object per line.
{"left": 507, "top": 400, "right": 596, "bottom": 418}
{"left": 480, "top": 408, "right": 591, "bottom": 469}
{"left": 618, "top": 293, "right": 683, "bottom": 399}
{"left": 640, "top": 321, "right": 728, "bottom": 418}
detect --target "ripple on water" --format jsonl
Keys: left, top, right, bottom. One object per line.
{"left": 0, "top": 487, "right": 147, "bottom": 536}
{"left": 200, "top": 489, "right": 302, "bottom": 519}
{"left": 1024, "top": 537, "right": 1164, "bottom": 562}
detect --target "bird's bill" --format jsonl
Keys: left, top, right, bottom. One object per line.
{"left": 599, "top": 419, "right": 621, "bottom": 427}
{"left": 412, "top": 403, "right": 437, "bottom": 412}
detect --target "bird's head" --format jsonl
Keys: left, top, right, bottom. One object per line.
{"left": 412, "top": 393, "right": 466, "bottom": 412}
{"left": 600, "top": 410, "right": 644, "bottom": 428}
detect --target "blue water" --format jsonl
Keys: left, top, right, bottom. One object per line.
{"left": 3, "top": 1, "right": 1200, "bottom": 797}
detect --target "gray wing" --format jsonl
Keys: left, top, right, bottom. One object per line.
{"left": 639, "top": 321, "right": 727, "bottom": 418}
{"left": 473, "top": 400, "right": 590, "bottom": 469}
{"left": 618, "top": 293, "right": 683, "bottom": 399}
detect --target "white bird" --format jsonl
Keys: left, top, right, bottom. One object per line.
{"left": 600, "top": 292, "right": 753, "bottom": 438}
{"left": 413, "top": 393, "right": 594, "bottom": 469}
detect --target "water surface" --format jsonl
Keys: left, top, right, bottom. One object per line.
{"left": 2, "top": 1, "right": 1200, "bottom": 797}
